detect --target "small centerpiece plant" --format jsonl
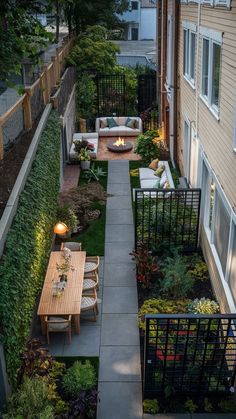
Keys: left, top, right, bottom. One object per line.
{"left": 56, "top": 255, "right": 74, "bottom": 282}
{"left": 78, "top": 147, "right": 91, "bottom": 170}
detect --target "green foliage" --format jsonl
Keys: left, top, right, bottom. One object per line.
{"left": 189, "top": 261, "right": 209, "bottom": 282}
{"left": 134, "top": 130, "right": 162, "bottom": 165}
{"left": 76, "top": 74, "right": 96, "bottom": 119}
{"left": 203, "top": 397, "right": 213, "bottom": 412}
{"left": 62, "top": 360, "right": 96, "bottom": 399}
{"left": 184, "top": 398, "right": 198, "bottom": 413}
{"left": 78, "top": 148, "right": 91, "bottom": 161}
{"left": 143, "top": 399, "right": 159, "bottom": 414}
{"left": 160, "top": 251, "right": 194, "bottom": 299}
{"left": 0, "top": 111, "right": 60, "bottom": 384}
{"left": 57, "top": 204, "right": 78, "bottom": 232}
{"left": 0, "top": 1, "right": 52, "bottom": 80}
{"left": 188, "top": 298, "right": 220, "bottom": 314}
{"left": 168, "top": 161, "right": 180, "bottom": 187}
{"left": 3, "top": 377, "right": 54, "bottom": 419}
{"left": 113, "top": 65, "right": 138, "bottom": 115}
{"left": 138, "top": 299, "right": 189, "bottom": 330}
{"left": 218, "top": 398, "right": 236, "bottom": 412}
{"left": 68, "top": 25, "right": 119, "bottom": 73}
{"left": 83, "top": 164, "right": 107, "bottom": 183}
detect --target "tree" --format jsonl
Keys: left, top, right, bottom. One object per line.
{"left": 66, "top": 0, "right": 129, "bottom": 34}
{"left": 0, "top": 1, "right": 52, "bottom": 81}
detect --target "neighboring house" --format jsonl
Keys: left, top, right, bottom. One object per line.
{"left": 118, "top": 0, "right": 156, "bottom": 40}
{"left": 158, "top": 0, "right": 236, "bottom": 312}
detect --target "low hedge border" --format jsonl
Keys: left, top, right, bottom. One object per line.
{"left": 0, "top": 110, "right": 61, "bottom": 385}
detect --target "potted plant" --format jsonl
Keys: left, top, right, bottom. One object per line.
{"left": 78, "top": 147, "right": 91, "bottom": 170}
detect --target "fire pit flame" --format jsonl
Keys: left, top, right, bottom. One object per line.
{"left": 113, "top": 137, "right": 126, "bottom": 147}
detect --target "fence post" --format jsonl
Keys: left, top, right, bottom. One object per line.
{"left": 23, "top": 89, "right": 32, "bottom": 130}
{"left": 0, "top": 125, "right": 4, "bottom": 160}
{"left": 51, "top": 56, "right": 58, "bottom": 86}
{"left": 42, "top": 66, "right": 50, "bottom": 104}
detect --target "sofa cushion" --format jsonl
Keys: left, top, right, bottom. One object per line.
{"left": 118, "top": 117, "right": 126, "bottom": 125}
{"left": 160, "top": 171, "right": 168, "bottom": 187}
{"left": 100, "top": 118, "right": 108, "bottom": 128}
{"left": 107, "top": 117, "right": 118, "bottom": 128}
{"left": 140, "top": 179, "right": 159, "bottom": 189}
{"left": 149, "top": 159, "right": 159, "bottom": 170}
{"left": 125, "top": 117, "right": 136, "bottom": 129}
{"left": 139, "top": 168, "right": 157, "bottom": 180}
{"left": 155, "top": 165, "right": 165, "bottom": 177}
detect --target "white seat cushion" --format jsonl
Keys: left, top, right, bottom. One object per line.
{"left": 48, "top": 317, "right": 69, "bottom": 331}
{"left": 84, "top": 261, "right": 97, "bottom": 273}
{"left": 140, "top": 179, "right": 160, "bottom": 189}
{"left": 139, "top": 168, "right": 157, "bottom": 180}
{"left": 83, "top": 278, "right": 96, "bottom": 290}
{"left": 81, "top": 296, "right": 96, "bottom": 309}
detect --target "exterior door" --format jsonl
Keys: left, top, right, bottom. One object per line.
{"left": 131, "top": 27, "right": 138, "bottom": 40}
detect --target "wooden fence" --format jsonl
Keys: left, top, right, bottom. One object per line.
{"left": 0, "top": 35, "right": 75, "bottom": 160}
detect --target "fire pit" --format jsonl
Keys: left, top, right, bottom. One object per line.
{"left": 107, "top": 137, "right": 133, "bottom": 153}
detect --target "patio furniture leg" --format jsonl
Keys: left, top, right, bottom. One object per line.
{"left": 74, "top": 315, "right": 81, "bottom": 334}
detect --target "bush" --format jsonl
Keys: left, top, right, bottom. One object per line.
{"left": 138, "top": 299, "right": 189, "bottom": 330}
{"left": 160, "top": 251, "right": 194, "bottom": 299}
{"left": 0, "top": 111, "right": 60, "bottom": 384}
{"left": 62, "top": 360, "right": 96, "bottom": 399}
{"left": 143, "top": 399, "right": 159, "bottom": 414}
{"left": 76, "top": 74, "right": 96, "bottom": 120}
{"left": 60, "top": 390, "right": 98, "bottom": 419}
{"left": 134, "top": 130, "right": 162, "bottom": 165}
{"left": 184, "top": 398, "right": 198, "bottom": 413}
{"left": 57, "top": 204, "right": 78, "bottom": 233}
{"left": 188, "top": 298, "right": 219, "bottom": 314}
{"left": 3, "top": 377, "right": 54, "bottom": 419}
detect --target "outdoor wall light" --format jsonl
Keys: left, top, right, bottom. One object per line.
{"left": 53, "top": 222, "right": 68, "bottom": 235}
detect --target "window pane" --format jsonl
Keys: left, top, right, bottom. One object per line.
{"left": 132, "top": 1, "right": 138, "bottom": 10}
{"left": 190, "top": 32, "right": 196, "bottom": 80}
{"left": 229, "top": 227, "right": 236, "bottom": 304}
{"left": 209, "top": 180, "right": 215, "bottom": 230}
{"left": 213, "top": 191, "right": 230, "bottom": 275}
{"left": 183, "top": 30, "right": 189, "bottom": 75}
{"left": 212, "top": 43, "right": 221, "bottom": 108}
{"left": 202, "top": 38, "right": 209, "bottom": 96}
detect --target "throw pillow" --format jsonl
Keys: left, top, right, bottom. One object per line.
{"left": 160, "top": 171, "right": 168, "bottom": 188}
{"left": 87, "top": 142, "right": 95, "bottom": 151}
{"left": 163, "top": 181, "right": 170, "bottom": 189}
{"left": 148, "top": 158, "right": 159, "bottom": 170}
{"left": 100, "top": 118, "right": 108, "bottom": 128}
{"left": 125, "top": 117, "right": 136, "bottom": 129}
{"left": 107, "top": 117, "right": 118, "bottom": 128}
{"left": 154, "top": 178, "right": 161, "bottom": 188}
{"left": 154, "top": 165, "right": 165, "bottom": 177}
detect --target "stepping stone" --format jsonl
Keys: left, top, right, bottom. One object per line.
{"left": 103, "top": 286, "right": 138, "bottom": 313}
{"left": 105, "top": 242, "right": 134, "bottom": 263}
{"left": 99, "top": 346, "right": 141, "bottom": 381}
{"left": 105, "top": 224, "right": 134, "bottom": 242}
{"left": 106, "top": 209, "right": 133, "bottom": 225}
{"left": 97, "top": 382, "right": 142, "bottom": 419}
{"left": 104, "top": 263, "right": 136, "bottom": 287}
{"left": 107, "top": 182, "right": 131, "bottom": 195}
{"left": 63, "top": 326, "right": 100, "bottom": 356}
{"left": 101, "top": 314, "right": 139, "bottom": 346}
{"left": 107, "top": 196, "right": 132, "bottom": 210}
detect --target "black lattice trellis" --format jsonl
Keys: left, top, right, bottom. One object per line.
{"left": 95, "top": 74, "right": 126, "bottom": 116}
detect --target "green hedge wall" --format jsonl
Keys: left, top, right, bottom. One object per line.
{"left": 0, "top": 110, "right": 61, "bottom": 385}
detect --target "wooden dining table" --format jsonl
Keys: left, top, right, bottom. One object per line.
{"left": 37, "top": 251, "right": 86, "bottom": 335}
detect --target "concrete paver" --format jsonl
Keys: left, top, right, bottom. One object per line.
{"left": 101, "top": 314, "right": 140, "bottom": 346}
{"left": 103, "top": 286, "right": 138, "bottom": 314}
{"left": 104, "top": 263, "right": 136, "bottom": 287}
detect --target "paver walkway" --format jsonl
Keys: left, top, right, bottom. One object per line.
{"left": 97, "top": 159, "right": 143, "bottom": 419}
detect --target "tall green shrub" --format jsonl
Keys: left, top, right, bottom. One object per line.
{"left": 0, "top": 111, "right": 60, "bottom": 385}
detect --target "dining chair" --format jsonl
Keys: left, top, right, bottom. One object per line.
{"left": 61, "top": 242, "right": 82, "bottom": 251}
{"left": 81, "top": 289, "right": 98, "bottom": 322}
{"left": 45, "top": 315, "right": 72, "bottom": 344}
{"left": 82, "top": 271, "right": 99, "bottom": 292}
{"left": 84, "top": 256, "right": 100, "bottom": 278}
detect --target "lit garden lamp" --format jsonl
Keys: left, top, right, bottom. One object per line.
{"left": 53, "top": 222, "right": 69, "bottom": 236}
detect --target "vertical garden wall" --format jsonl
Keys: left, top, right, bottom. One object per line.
{"left": 0, "top": 111, "right": 61, "bottom": 385}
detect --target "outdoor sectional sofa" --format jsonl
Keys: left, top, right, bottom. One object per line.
{"left": 95, "top": 116, "right": 142, "bottom": 137}
{"left": 69, "top": 132, "right": 99, "bottom": 161}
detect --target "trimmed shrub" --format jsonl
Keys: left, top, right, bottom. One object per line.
{"left": 0, "top": 111, "right": 61, "bottom": 384}
{"left": 138, "top": 299, "right": 189, "bottom": 331}
{"left": 188, "top": 298, "right": 220, "bottom": 314}
{"left": 62, "top": 360, "right": 96, "bottom": 399}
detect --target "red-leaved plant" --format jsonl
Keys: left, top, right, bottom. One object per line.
{"left": 130, "top": 242, "right": 159, "bottom": 289}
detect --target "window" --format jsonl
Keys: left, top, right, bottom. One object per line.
{"left": 183, "top": 25, "right": 196, "bottom": 87}
{"left": 201, "top": 29, "right": 222, "bottom": 116}
{"left": 131, "top": 1, "right": 138, "bottom": 10}
{"left": 183, "top": 118, "right": 190, "bottom": 180}
{"left": 167, "top": 16, "right": 173, "bottom": 86}
{"left": 229, "top": 225, "right": 236, "bottom": 304}
{"left": 212, "top": 191, "right": 231, "bottom": 275}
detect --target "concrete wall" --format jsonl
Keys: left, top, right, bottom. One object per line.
{"left": 140, "top": 8, "right": 156, "bottom": 40}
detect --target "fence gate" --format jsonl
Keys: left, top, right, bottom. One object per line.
{"left": 144, "top": 314, "right": 236, "bottom": 397}
{"left": 95, "top": 74, "right": 126, "bottom": 116}
{"left": 134, "top": 188, "right": 201, "bottom": 253}
{"left": 138, "top": 73, "right": 157, "bottom": 113}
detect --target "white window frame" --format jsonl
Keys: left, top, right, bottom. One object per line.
{"left": 167, "top": 15, "right": 173, "bottom": 88}
{"left": 200, "top": 27, "right": 222, "bottom": 120}
{"left": 182, "top": 21, "right": 197, "bottom": 89}
{"left": 214, "top": 0, "right": 231, "bottom": 8}
{"left": 183, "top": 115, "right": 191, "bottom": 182}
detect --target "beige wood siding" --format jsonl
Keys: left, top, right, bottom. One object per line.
{"left": 177, "top": 1, "right": 236, "bottom": 208}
